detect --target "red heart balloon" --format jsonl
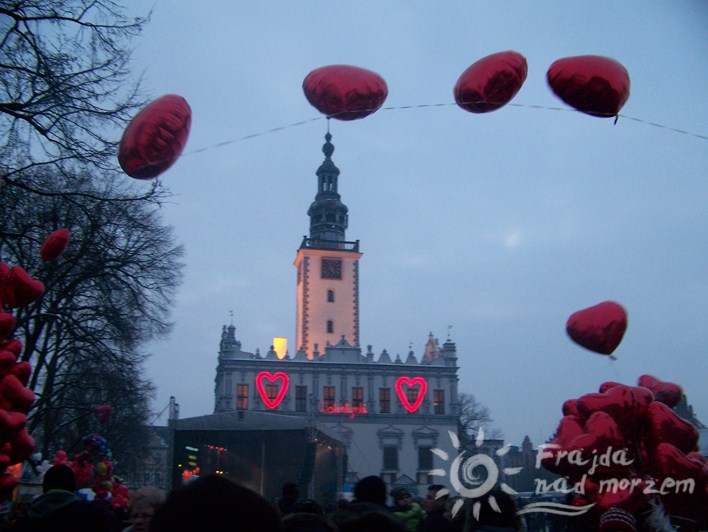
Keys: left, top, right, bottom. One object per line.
{"left": 645, "top": 401, "right": 698, "bottom": 454}
{"left": 585, "top": 411, "right": 625, "bottom": 448}
{"left": 453, "top": 51, "right": 528, "bottom": 113}
{"left": 303, "top": 65, "right": 388, "bottom": 121}
{"left": 599, "top": 381, "right": 623, "bottom": 393}
{"left": 8, "top": 427, "right": 34, "bottom": 464}
{"left": 40, "top": 228, "right": 70, "bottom": 261}
{"left": 4, "top": 362, "right": 32, "bottom": 387}
{"left": 0, "top": 375, "right": 35, "bottom": 413}
{"left": 541, "top": 415, "right": 587, "bottom": 477}
{"left": 395, "top": 376, "right": 427, "bottom": 413}
{"left": 651, "top": 443, "right": 707, "bottom": 514}
{"left": 631, "top": 385, "right": 655, "bottom": 409}
{"left": 562, "top": 399, "right": 580, "bottom": 417}
{"left": 0, "top": 340, "right": 22, "bottom": 357}
{"left": 118, "top": 95, "right": 192, "bottom": 179}
{"left": 547, "top": 55, "right": 630, "bottom": 118}
{"left": 6, "top": 267, "right": 44, "bottom": 308}
{"left": 555, "top": 415, "right": 586, "bottom": 446}
{"left": 595, "top": 477, "right": 647, "bottom": 514}
{"left": 566, "top": 301, "right": 627, "bottom": 355}
{"left": 638, "top": 374, "right": 682, "bottom": 408}
{"left": 0, "top": 352, "right": 17, "bottom": 373}
{"left": 0, "top": 408, "right": 26, "bottom": 439}
{"left": 577, "top": 385, "right": 643, "bottom": 438}
{"left": 255, "top": 371, "right": 289, "bottom": 409}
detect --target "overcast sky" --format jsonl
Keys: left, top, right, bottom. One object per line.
{"left": 121, "top": 1, "right": 707, "bottom": 447}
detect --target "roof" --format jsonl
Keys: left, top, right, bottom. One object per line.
{"left": 174, "top": 410, "right": 313, "bottom": 432}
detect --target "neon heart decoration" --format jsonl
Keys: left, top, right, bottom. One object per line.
{"left": 395, "top": 376, "right": 427, "bottom": 413}
{"left": 255, "top": 371, "right": 289, "bottom": 409}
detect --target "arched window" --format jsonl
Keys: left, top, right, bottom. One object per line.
{"left": 327, "top": 289, "right": 334, "bottom": 302}
{"left": 327, "top": 320, "right": 334, "bottom": 333}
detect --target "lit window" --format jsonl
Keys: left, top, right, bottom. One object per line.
{"left": 266, "top": 384, "right": 279, "bottom": 402}
{"left": 352, "top": 387, "right": 364, "bottom": 408}
{"left": 379, "top": 388, "right": 391, "bottom": 413}
{"left": 323, "top": 386, "right": 335, "bottom": 409}
{"left": 433, "top": 389, "right": 445, "bottom": 415}
{"left": 236, "top": 384, "right": 249, "bottom": 410}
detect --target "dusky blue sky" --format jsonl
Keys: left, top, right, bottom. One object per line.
{"left": 121, "top": 1, "right": 707, "bottom": 447}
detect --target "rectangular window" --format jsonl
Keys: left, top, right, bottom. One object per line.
{"left": 406, "top": 387, "right": 419, "bottom": 405}
{"left": 266, "top": 384, "right": 279, "bottom": 402}
{"left": 323, "top": 386, "right": 336, "bottom": 409}
{"left": 418, "top": 446, "right": 433, "bottom": 471}
{"left": 296, "top": 385, "right": 308, "bottom": 412}
{"left": 352, "top": 387, "right": 364, "bottom": 408}
{"left": 379, "top": 388, "right": 391, "bottom": 413}
{"left": 327, "top": 320, "right": 334, "bottom": 333}
{"left": 433, "top": 389, "right": 445, "bottom": 415}
{"left": 236, "top": 384, "right": 249, "bottom": 410}
{"left": 383, "top": 446, "right": 398, "bottom": 471}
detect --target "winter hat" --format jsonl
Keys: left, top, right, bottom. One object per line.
{"left": 391, "top": 487, "right": 411, "bottom": 501}
{"left": 599, "top": 507, "right": 637, "bottom": 532}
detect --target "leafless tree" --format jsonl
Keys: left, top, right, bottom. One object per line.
{"left": 458, "top": 392, "right": 502, "bottom": 445}
{"left": 0, "top": 0, "right": 149, "bottom": 194}
{"left": 0, "top": 1, "right": 184, "bottom": 473}
{"left": 1, "top": 170, "right": 183, "bottom": 468}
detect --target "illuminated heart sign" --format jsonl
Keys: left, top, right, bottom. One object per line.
{"left": 395, "top": 376, "right": 427, "bottom": 413}
{"left": 255, "top": 372, "right": 289, "bottom": 409}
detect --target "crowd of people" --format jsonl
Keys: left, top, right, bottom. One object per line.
{"left": 11, "top": 464, "right": 674, "bottom": 531}
{"left": 1, "top": 465, "right": 527, "bottom": 531}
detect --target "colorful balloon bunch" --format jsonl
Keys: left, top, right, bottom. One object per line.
{"left": 52, "top": 436, "right": 127, "bottom": 508}
{"left": 76, "top": 433, "right": 114, "bottom": 501}
{"left": 542, "top": 375, "right": 706, "bottom": 526}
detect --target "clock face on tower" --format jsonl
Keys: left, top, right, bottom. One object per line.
{"left": 321, "top": 258, "right": 342, "bottom": 279}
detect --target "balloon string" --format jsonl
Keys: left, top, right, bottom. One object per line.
{"left": 178, "top": 102, "right": 707, "bottom": 161}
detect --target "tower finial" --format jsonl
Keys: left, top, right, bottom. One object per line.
{"left": 323, "top": 132, "right": 334, "bottom": 158}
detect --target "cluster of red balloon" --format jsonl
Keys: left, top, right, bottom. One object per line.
{"left": 299, "top": 53, "right": 629, "bottom": 124}
{"left": 0, "top": 229, "right": 71, "bottom": 500}
{"left": 115, "top": 53, "right": 629, "bottom": 180}
{"left": 543, "top": 376, "right": 706, "bottom": 525}
{"left": 454, "top": 51, "right": 629, "bottom": 118}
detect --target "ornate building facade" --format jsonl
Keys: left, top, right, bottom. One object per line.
{"left": 212, "top": 134, "right": 461, "bottom": 499}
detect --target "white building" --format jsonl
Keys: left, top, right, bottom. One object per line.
{"left": 211, "top": 133, "right": 461, "bottom": 500}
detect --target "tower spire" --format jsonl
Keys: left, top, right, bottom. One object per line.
{"left": 307, "top": 132, "right": 349, "bottom": 243}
